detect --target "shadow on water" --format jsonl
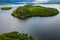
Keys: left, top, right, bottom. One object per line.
{"left": 29, "top": 25, "right": 60, "bottom": 40}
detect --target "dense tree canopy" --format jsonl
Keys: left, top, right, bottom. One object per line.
{"left": 12, "top": 4, "right": 59, "bottom": 19}
{"left": 0, "top": 31, "right": 35, "bottom": 40}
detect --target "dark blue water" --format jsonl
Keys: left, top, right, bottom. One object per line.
{"left": 0, "top": 0, "right": 60, "bottom": 4}
{"left": 0, "top": 0, "right": 35, "bottom": 4}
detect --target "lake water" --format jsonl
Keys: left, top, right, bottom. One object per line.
{"left": 0, "top": 4, "right": 60, "bottom": 40}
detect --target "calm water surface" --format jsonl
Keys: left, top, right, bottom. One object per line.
{"left": 0, "top": 4, "right": 60, "bottom": 40}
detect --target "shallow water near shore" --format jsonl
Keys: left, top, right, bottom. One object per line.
{"left": 0, "top": 4, "right": 60, "bottom": 40}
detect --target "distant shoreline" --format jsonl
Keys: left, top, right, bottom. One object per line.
{"left": 0, "top": 3, "right": 60, "bottom": 5}
{"left": 0, "top": 4, "right": 60, "bottom": 8}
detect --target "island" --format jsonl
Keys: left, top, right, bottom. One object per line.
{"left": 0, "top": 31, "right": 35, "bottom": 40}
{"left": 1, "top": 7, "right": 12, "bottom": 10}
{"left": 12, "top": 4, "right": 59, "bottom": 19}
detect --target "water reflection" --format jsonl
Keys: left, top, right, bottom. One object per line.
{"left": 0, "top": 4, "right": 60, "bottom": 40}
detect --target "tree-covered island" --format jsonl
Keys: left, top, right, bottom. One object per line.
{"left": 1, "top": 7, "right": 12, "bottom": 10}
{"left": 0, "top": 31, "right": 35, "bottom": 40}
{"left": 12, "top": 4, "right": 59, "bottom": 19}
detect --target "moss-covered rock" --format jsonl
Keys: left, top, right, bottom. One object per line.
{"left": 12, "top": 4, "right": 59, "bottom": 19}
{"left": 1, "top": 7, "right": 12, "bottom": 10}
{"left": 0, "top": 31, "right": 35, "bottom": 40}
